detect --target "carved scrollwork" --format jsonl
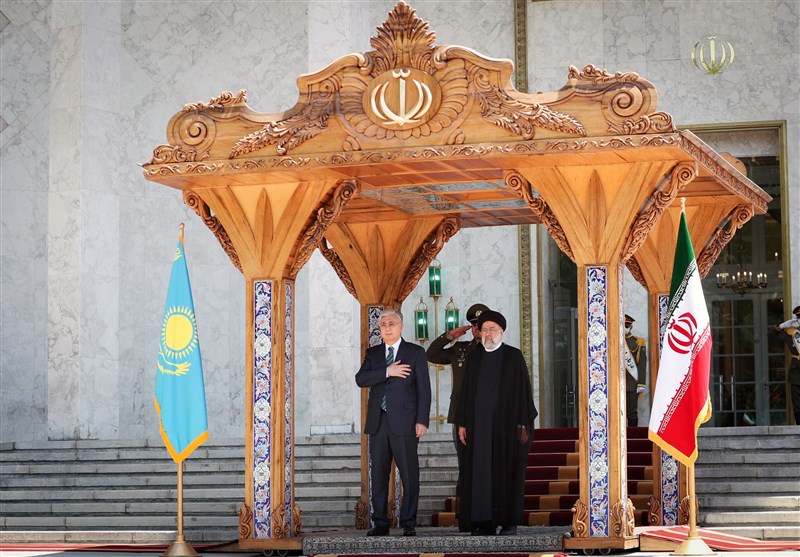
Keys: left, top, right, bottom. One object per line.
{"left": 272, "top": 507, "right": 288, "bottom": 539}
{"left": 626, "top": 498, "right": 636, "bottom": 537}
{"left": 149, "top": 91, "right": 249, "bottom": 165}
{"left": 626, "top": 255, "right": 648, "bottom": 289}
{"left": 615, "top": 112, "right": 675, "bottom": 135}
{"left": 230, "top": 85, "right": 336, "bottom": 157}
{"left": 355, "top": 498, "right": 370, "bottom": 530}
{"left": 696, "top": 204, "right": 754, "bottom": 278}
{"left": 183, "top": 190, "right": 243, "bottom": 273}
{"left": 182, "top": 90, "right": 247, "bottom": 113}
{"left": 396, "top": 217, "right": 460, "bottom": 302}
{"left": 679, "top": 133, "right": 770, "bottom": 212}
{"left": 150, "top": 113, "right": 216, "bottom": 164}
{"left": 371, "top": 2, "right": 436, "bottom": 76}
{"left": 566, "top": 64, "right": 675, "bottom": 135}
{"left": 648, "top": 495, "right": 663, "bottom": 526}
{"left": 611, "top": 499, "right": 627, "bottom": 537}
{"left": 238, "top": 502, "right": 253, "bottom": 539}
{"left": 289, "top": 180, "right": 359, "bottom": 278}
{"left": 505, "top": 170, "right": 575, "bottom": 262}
{"left": 292, "top": 502, "right": 302, "bottom": 537}
{"left": 547, "top": 140, "right": 588, "bottom": 151}
{"left": 473, "top": 71, "right": 586, "bottom": 139}
{"left": 621, "top": 161, "right": 697, "bottom": 262}
{"left": 572, "top": 499, "right": 589, "bottom": 538}
{"left": 319, "top": 237, "right": 358, "bottom": 299}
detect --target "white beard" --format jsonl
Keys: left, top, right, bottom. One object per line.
{"left": 483, "top": 334, "right": 502, "bottom": 351}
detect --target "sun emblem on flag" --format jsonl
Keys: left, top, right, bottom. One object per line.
{"left": 158, "top": 305, "right": 199, "bottom": 376}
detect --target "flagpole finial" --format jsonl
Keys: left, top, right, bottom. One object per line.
{"left": 680, "top": 197, "right": 686, "bottom": 212}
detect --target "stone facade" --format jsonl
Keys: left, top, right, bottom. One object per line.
{"left": 1, "top": 0, "right": 797, "bottom": 443}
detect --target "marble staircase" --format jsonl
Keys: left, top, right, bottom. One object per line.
{"left": 0, "top": 427, "right": 798, "bottom": 544}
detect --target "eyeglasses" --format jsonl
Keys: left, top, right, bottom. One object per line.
{"left": 481, "top": 326, "right": 502, "bottom": 334}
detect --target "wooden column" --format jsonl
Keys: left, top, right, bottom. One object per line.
{"left": 513, "top": 160, "right": 690, "bottom": 550}
{"left": 181, "top": 179, "right": 349, "bottom": 548}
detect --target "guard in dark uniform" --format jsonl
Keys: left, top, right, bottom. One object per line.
{"left": 425, "top": 302, "right": 488, "bottom": 527}
{"left": 623, "top": 314, "right": 647, "bottom": 426}
{"left": 769, "top": 305, "right": 800, "bottom": 425}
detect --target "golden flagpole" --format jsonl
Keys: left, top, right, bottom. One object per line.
{"left": 671, "top": 464, "right": 713, "bottom": 555}
{"left": 161, "top": 461, "right": 199, "bottom": 557}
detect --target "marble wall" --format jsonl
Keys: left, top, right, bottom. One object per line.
{"left": 1, "top": 0, "right": 796, "bottom": 443}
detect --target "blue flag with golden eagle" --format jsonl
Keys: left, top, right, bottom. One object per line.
{"left": 155, "top": 228, "right": 208, "bottom": 463}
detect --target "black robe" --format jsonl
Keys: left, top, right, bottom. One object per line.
{"left": 456, "top": 343, "right": 538, "bottom": 529}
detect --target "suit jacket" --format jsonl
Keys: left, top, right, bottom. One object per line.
{"left": 356, "top": 338, "right": 432, "bottom": 435}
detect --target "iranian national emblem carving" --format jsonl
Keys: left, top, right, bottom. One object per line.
{"left": 367, "top": 68, "right": 441, "bottom": 128}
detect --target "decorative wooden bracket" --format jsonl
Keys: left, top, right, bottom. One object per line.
{"left": 183, "top": 189, "right": 243, "bottom": 273}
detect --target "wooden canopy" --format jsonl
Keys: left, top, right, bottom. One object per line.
{"left": 143, "top": 1, "right": 770, "bottom": 551}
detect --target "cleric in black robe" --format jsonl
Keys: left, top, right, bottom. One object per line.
{"left": 456, "top": 310, "right": 538, "bottom": 536}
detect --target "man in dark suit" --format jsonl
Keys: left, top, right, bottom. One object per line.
{"left": 356, "top": 309, "right": 431, "bottom": 537}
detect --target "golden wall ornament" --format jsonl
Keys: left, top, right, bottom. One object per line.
{"left": 692, "top": 36, "right": 735, "bottom": 75}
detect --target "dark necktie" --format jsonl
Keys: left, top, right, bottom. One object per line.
{"left": 381, "top": 346, "right": 394, "bottom": 411}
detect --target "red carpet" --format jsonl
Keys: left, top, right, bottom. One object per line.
{"left": 640, "top": 525, "right": 800, "bottom": 551}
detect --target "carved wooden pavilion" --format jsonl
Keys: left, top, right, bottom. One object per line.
{"left": 143, "top": 2, "right": 770, "bottom": 552}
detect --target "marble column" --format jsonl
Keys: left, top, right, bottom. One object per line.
{"left": 47, "top": 1, "right": 121, "bottom": 439}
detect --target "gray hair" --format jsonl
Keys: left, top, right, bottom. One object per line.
{"left": 379, "top": 309, "right": 403, "bottom": 322}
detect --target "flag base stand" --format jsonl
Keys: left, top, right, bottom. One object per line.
{"left": 671, "top": 535, "right": 714, "bottom": 556}
{"left": 161, "top": 537, "right": 199, "bottom": 557}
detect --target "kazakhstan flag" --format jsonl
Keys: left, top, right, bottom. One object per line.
{"left": 155, "top": 228, "right": 208, "bottom": 463}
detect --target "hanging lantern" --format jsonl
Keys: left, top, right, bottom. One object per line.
{"left": 692, "top": 36, "right": 735, "bottom": 75}
{"left": 445, "top": 297, "right": 459, "bottom": 333}
{"left": 428, "top": 259, "right": 442, "bottom": 297}
{"left": 414, "top": 297, "right": 429, "bottom": 341}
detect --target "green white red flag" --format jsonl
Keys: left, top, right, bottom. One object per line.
{"left": 648, "top": 210, "right": 713, "bottom": 466}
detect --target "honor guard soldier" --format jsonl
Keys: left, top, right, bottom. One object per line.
{"left": 770, "top": 305, "right": 800, "bottom": 425}
{"left": 623, "top": 314, "right": 647, "bottom": 426}
{"left": 426, "top": 302, "right": 489, "bottom": 527}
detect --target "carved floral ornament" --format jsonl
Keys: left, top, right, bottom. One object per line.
{"left": 147, "top": 1, "right": 679, "bottom": 166}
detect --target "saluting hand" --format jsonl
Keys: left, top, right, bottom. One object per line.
{"left": 449, "top": 325, "right": 471, "bottom": 340}
{"left": 387, "top": 360, "right": 411, "bottom": 378}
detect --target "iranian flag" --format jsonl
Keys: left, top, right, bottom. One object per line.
{"left": 648, "top": 210, "right": 713, "bottom": 466}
